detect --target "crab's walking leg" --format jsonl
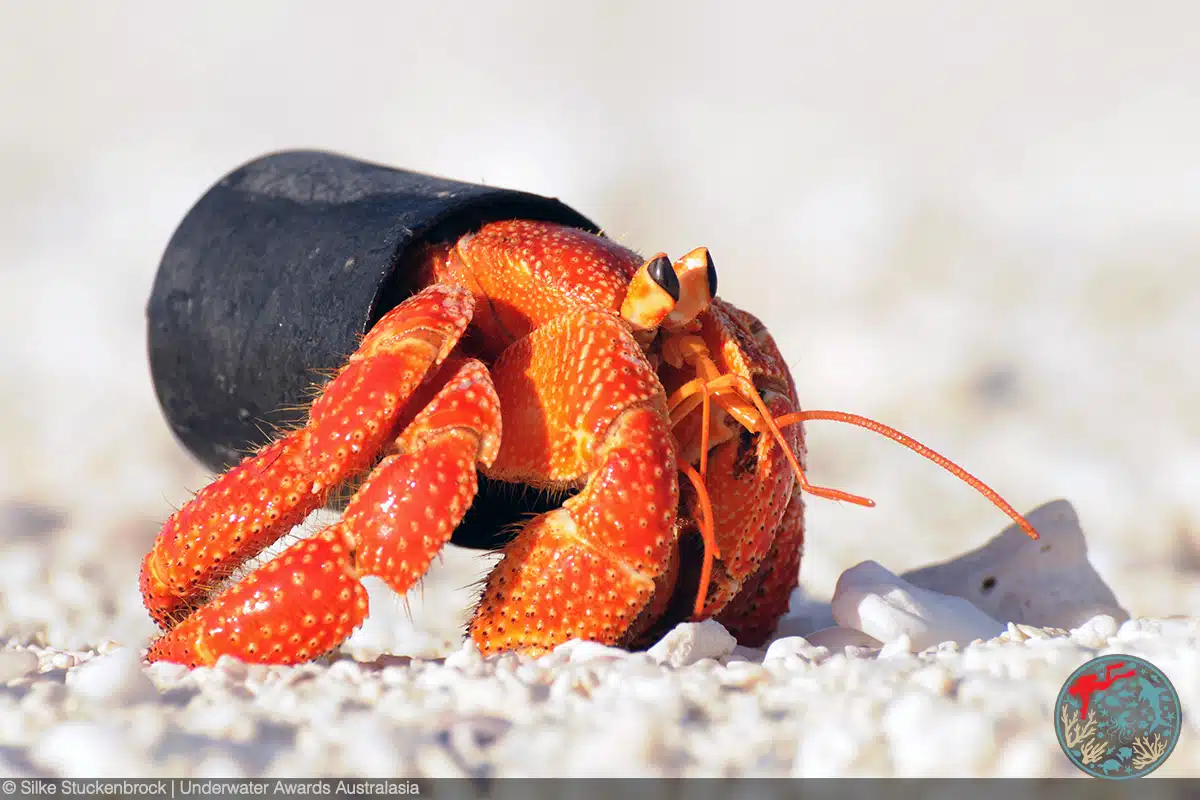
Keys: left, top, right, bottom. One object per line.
{"left": 146, "top": 358, "right": 502, "bottom": 666}
{"left": 468, "top": 311, "right": 681, "bottom": 656}
{"left": 140, "top": 285, "right": 473, "bottom": 629}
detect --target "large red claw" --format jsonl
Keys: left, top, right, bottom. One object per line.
{"left": 144, "top": 285, "right": 478, "bottom": 662}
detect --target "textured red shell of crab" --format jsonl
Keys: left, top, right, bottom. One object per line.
{"left": 139, "top": 220, "right": 807, "bottom": 666}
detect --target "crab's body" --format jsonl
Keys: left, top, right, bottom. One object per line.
{"left": 141, "top": 220, "right": 1036, "bottom": 667}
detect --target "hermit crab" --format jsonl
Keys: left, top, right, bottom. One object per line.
{"left": 141, "top": 152, "right": 1039, "bottom": 667}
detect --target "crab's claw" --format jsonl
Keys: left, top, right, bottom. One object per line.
{"left": 143, "top": 286, "right": 507, "bottom": 666}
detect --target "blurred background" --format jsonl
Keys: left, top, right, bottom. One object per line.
{"left": 1, "top": 2, "right": 1197, "bottom": 654}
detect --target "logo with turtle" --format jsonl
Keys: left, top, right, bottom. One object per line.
{"left": 1054, "top": 654, "right": 1182, "bottom": 778}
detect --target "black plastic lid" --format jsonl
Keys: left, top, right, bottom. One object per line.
{"left": 147, "top": 150, "right": 600, "bottom": 475}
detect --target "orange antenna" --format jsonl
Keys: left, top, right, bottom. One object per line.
{"left": 775, "top": 410, "right": 1040, "bottom": 540}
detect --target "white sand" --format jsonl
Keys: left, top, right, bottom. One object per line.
{"left": 1, "top": 614, "right": 1197, "bottom": 777}
{"left": 1, "top": 3, "right": 1198, "bottom": 778}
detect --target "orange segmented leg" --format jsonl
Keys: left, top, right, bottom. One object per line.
{"left": 346, "top": 358, "right": 501, "bottom": 594}
{"left": 146, "top": 358, "right": 502, "bottom": 666}
{"left": 467, "top": 311, "right": 682, "bottom": 655}
{"left": 140, "top": 284, "right": 474, "bottom": 630}
{"left": 686, "top": 391, "right": 799, "bottom": 619}
{"left": 666, "top": 368, "right": 876, "bottom": 508}
{"left": 677, "top": 461, "right": 719, "bottom": 617}
{"left": 716, "top": 487, "right": 805, "bottom": 646}
{"left": 667, "top": 328, "right": 1038, "bottom": 542}
{"left": 667, "top": 365, "right": 1040, "bottom": 543}
{"left": 145, "top": 525, "right": 369, "bottom": 666}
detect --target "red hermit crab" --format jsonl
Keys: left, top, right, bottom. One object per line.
{"left": 141, "top": 219, "right": 1039, "bottom": 667}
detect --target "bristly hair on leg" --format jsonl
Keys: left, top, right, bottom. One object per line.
{"left": 460, "top": 514, "right": 531, "bottom": 601}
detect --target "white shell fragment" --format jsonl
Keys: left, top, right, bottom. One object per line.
{"left": 901, "top": 499, "right": 1128, "bottom": 630}
{"left": 763, "top": 636, "right": 831, "bottom": 664}
{"left": 647, "top": 619, "right": 737, "bottom": 667}
{"left": 832, "top": 561, "right": 1006, "bottom": 650}
{"left": 552, "top": 639, "right": 631, "bottom": 663}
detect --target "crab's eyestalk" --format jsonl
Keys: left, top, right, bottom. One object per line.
{"left": 664, "top": 247, "right": 716, "bottom": 329}
{"left": 620, "top": 247, "right": 718, "bottom": 343}
{"left": 620, "top": 253, "right": 679, "bottom": 336}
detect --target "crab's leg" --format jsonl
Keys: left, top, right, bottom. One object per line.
{"left": 716, "top": 486, "right": 804, "bottom": 645}
{"left": 684, "top": 391, "right": 800, "bottom": 618}
{"left": 140, "top": 284, "right": 473, "bottom": 629}
{"left": 146, "top": 357, "right": 502, "bottom": 666}
{"left": 467, "top": 311, "right": 682, "bottom": 656}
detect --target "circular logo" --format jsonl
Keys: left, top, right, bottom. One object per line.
{"left": 1054, "top": 654, "right": 1182, "bottom": 778}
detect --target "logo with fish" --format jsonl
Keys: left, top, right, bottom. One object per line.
{"left": 1054, "top": 654, "right": 1181, "bottom": 778}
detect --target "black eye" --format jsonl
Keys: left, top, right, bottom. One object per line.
{"left": 647, "top": 255, "right": 679, "bottom": 302}
{"left": 705, "top": 251, "right": 717, "bottom": 297}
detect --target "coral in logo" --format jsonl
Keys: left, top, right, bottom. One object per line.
{"left": 1054, "top": 654, "right": 1182, "bottom": 778}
